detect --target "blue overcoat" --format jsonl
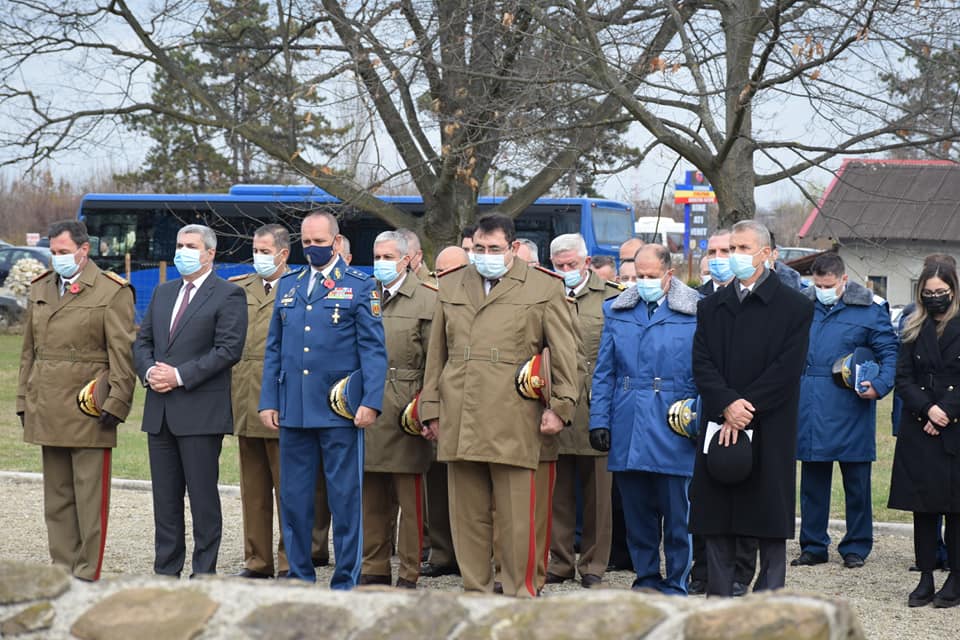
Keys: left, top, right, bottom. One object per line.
{"left": 259, "top": 257, "right": 387, "bottom": 427}
{"left": 797, "top": 281, "right": 898, "bottom": 461}
{"left": 590, "top": 278, "right": 699, "bottom": 477}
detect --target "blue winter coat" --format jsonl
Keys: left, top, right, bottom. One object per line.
{"left": 590, "top": 278, "right": 699, "bottom": 476}
{"left": 796, "top": 282, "right": 898, "bottom": 461}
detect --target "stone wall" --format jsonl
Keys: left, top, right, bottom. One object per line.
{"left": 0, "top": 560, "right": 865, "bottom": 639}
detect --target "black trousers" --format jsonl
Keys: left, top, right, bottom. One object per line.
{"left": 705, "top": 535, "right": 784, "bottom": 596}
{"left": 608, "top": 479, "right": 633, "bottom": 571}
{"left": 148, "top": 420, "right": 224, "bottom": 576}
{"left": 690, "top": 534, "right": 758, "bottom": 584}
{"left": 914, "top": 512, "right": 960, "bottom": 572}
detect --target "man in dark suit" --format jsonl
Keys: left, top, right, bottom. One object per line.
{"left": 697, "top": 229, "right": 734, "bottom": 297}
{"left": 689, "top": 219, "right": 813, "bottom": 597}
{"left": 133, "top": 224, "right": 247, "bottom": 577}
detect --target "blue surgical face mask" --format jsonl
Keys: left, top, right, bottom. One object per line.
{"left": 474, "top": 253, "right": 509, "bottom": 279}
{"left": 560, "top": 268, "right": 583, "bottom": 289}
{"left": 636, "top": 277, "right": 665, "bottom": 302}
{"left": 701, "top": 274, "right": 712, "bottom": 285}
{"left": 304, "top": 244, "right": 335, "bottom": 268}
{"left": 467, "top": 252, "right": 476, "bottom": 265}
{"left": 253, "top": 253, "right": 279, "bottom": 278}
{"left": 174, "top": 247, "right": 202, "bottom": 276}
{"left": 730, "top": 251, "right": 761, "bottom": 280}
{"left": 816, "top": 286, "right": 839, "bottom": 306}
{"left": 52, "top": 252, "right": 80, "bottom": 279}
{"left": 708, "top": 257, "right": 734, "bottom": 283}
{"left": 373, "top": 259, "right": 401, "bottom": 284}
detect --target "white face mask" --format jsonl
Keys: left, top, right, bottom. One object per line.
{"left": 253, "top": 253, "right": 279, "bottom": 278}
{"left": 474, "top": 253, "right": 509, "bottom": 279}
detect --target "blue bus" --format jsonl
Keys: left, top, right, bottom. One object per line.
{"left": 77, "top": 184, "right": 636, "bottom": 320}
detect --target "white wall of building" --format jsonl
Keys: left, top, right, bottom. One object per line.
{"left": 837, "top": 241, "right": 960, "bottom": 307}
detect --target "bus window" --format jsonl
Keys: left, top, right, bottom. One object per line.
{"left": 592, "top": 206, "right": 634, "bottom": 245}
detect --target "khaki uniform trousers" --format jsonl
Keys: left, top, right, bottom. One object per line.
{"left": 425, "top": 460, "right": 456, "bottom": 567}
{"left": 449, "top": 461, "right": 537, "bottom": 598}
{"left": 548, "top": 454, "right": 613, "bottom": 579}
{"left": 41, "top": 446, "right": 111, "bottom": 581}
{"left": 238, "top": 436, "right": 331, "bottom": 574}
{"left": 534, "top": 460, "right": 557, "bottom": 591}
{"left": 362, "top": 472, "right": 424, "bottom": 583}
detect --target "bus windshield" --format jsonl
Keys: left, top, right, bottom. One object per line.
{"left": 592, "top": 206, "right": 634, "bottom": 246}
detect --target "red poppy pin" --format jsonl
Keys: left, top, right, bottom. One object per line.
{"left": 69, "top": 283, "right": 82, "bottom": 295}
{"left": 323, "top": 278, "right": 335, "bottom": 289}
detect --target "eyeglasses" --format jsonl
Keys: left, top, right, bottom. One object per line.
{"left": 921, "top": 289, "right": 951, "bottom": 297}
{"left": 472, "top": 245, "right": 509, "bottom": 255}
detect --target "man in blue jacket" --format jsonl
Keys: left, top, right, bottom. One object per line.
{"left": 793, "top": 252, "right": 898, "bottom": 569}
{"left": 258, "top": 211, "right": 388, "bottom": 589}
{"left": 589, "top": 244, "right": 700, "bottom": 595}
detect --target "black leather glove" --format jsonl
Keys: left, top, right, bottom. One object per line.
{"left": 99, "top": 411, "right": 122, "bottom": 429}
{"left": 589, "top": 428, "right": 611, "bottom": 452}
{"left": 17, "top": 412, "right": 24, "bottom": 428}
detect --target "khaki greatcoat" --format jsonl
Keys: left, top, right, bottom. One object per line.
{"left": 18, "top": 261, "right": 136, "bottom": 447}
{"left": 231, "top": 272, "right": 280, "bottom": 439}
{"left": 420, "top": 260, "right": 579, "bottom": 470}
{"left": 365, "top": 272, "right": 435, "bottom": 474}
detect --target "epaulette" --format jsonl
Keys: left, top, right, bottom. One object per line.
{"left": 292, "top": 268, "right": 307, "bottom": 280}
{"left": 437, "top": 263, "right": 468, "bottom": 277}
{"left": 227, "top": 273, "right": 250, "bottom": 283}
{"left": 31, "top": 270, "right": 53, "bottom": 284}
{"left": 345, "top": 267, "right": 369, "bottom": 280}
{"left": 533, "top": 265, "right": 563, "bottom": 280}
{"left": 606, "top": 280, "right": 627, "bottom": 292}
{"left": 421, "top": 281, "right": 438, "bottom": 292}
{"left": 102, "top": 271, "right": 129, "bottom": 287}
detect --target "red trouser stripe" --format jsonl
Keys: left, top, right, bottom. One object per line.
{"left": 543, "top": 462, "right": 556, "bottom": 573}
{"left": 525, "top": 470, "right": 537, "bottom": 597}
{"left": 414, "top": 474, "right": 424, "bottom": 578}
{"left": 94, "top": 449, "right": 111, "bottom": 581}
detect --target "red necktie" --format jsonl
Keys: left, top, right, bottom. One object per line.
{"left": 170, "top": 282, "right": 195, "bottom": 334}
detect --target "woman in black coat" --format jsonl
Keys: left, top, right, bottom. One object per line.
{"left": 889, "top": 261, "right": 960, "bottom": 608}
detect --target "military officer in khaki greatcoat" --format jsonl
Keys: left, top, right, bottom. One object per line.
{"left": 421, "top": 214, "right": 579, "bottom": 598}
{"left": 359, "top": 231, "right": 437, "bottom": 588}
{"left": 17, "top": 219, "right": 136, "bottom": 581}
{"left": 547, "top": 233, "right": 621, "bottom": 588}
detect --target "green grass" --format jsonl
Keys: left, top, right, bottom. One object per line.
{"left": 0, "top": 333, "right": 240, "bottom": 485}
{"left": 0, "top": 331, "right": 909, "bottom": 521}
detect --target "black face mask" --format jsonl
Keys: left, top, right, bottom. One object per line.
{"left": 922, "top": 294, "right": 952, "bottom": 315}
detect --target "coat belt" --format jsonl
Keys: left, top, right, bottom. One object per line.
{"left": 387, "top": 367, "right": 422, "bottom": 382}
{"left": 35, "top": 348, "right": 109, "bottom": 363}
{"left": 804, "top": 365, "right": 833, "bottom": 377}
{"left": 448, "top": 347, "right": 522, "bottom": 364}
{"left": 618, "top": 376, "right": 676, "bottom": 392}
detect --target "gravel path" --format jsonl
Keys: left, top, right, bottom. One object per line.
{"left": 1, "top": 472, "right": 957, "bottom": 638}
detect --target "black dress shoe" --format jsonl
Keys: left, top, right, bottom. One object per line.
{"left": 312, "top": 557, "right": 330, "bottom": 568}
{"left": 276, "top": 570, "right": 289, "bottom": 578}
{"left": 493, "top": 581, "right": 503, "bottom": 594}
{"left": 842, "top": 553, "right": 865, "bottom": 569}
{"left": 934, "top": 572, "right": 960, "bottom": 608}
{"left": 909, "top": 571, "right": 936, "bottom": 607}
{"left": 358, "top": 574, "right": 392, "bottom": 586}
{"left": 790, "top": 551, "right": 828, "bottom": 566}
{"left": 234, "top": 568, "right": 273, "bottom": 579}
{"left": 419, "top": 562, "right": 460, "bottom": 578}
{"left": 544, "top": 572, "right": 570, "bottom": 585}
{"left": 687, "top": 578, "right": 706, "bottom": 595}
{"left": 581, "top": 574, "right": 602, "bottom": 588}
{"left": 395, "top": 577, "right": 417, "bottom": 589}
{"left": 731, "top": 581, "right": 748, "bottom": 597}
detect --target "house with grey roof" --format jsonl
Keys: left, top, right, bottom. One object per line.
{"left": 798, "top": 158, "right": 960, "bottom": 307}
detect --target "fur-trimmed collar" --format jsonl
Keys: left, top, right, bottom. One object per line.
{"left": 804, "top": 280, "right": 874, "bottom": 306}
{"left": 611, "top": 277, "right": 700, "bottom": 316}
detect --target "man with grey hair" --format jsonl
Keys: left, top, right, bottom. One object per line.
{"left": 398, "top": 228, "right": 431, "bottom": 281}
{"left": 134, "top": 223, "right": 248, "bottom": 577}
{"left": 547, "top": 233, "right": 622, "bottom": 588}
{"left": 689, "top": 218, "right": 813, "bottom": 596}
{"left": 340, "top": 235, "right": 353, "bottom": 265}
{"left": 590, "top": 255, "right": 617, "bottom": 282}
{"left": 516, "top": 238, "right": 540, "bottom": 266}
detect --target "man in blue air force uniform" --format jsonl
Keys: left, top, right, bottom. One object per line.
{"left": 259, "top": 211, "right": 388, "bottom": 589}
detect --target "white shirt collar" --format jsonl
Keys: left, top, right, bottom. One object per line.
{"left": 183, "top": 267, "right": 213, "bottom": 291}
{"left": 386, "top": 272, "right": 407, "bottom": 297}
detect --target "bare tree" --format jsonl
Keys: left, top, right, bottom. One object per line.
{"left": 560, "top": 0, "right": 960, "bottom": 227}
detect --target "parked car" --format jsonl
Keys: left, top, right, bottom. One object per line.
{"left": 0, "top": 246, "right": 51, "bottom": 286}
{"left": 0, "top": 292, "right": 25, "bottom": 329}
{"left": 777, "top": 246, "right": 821, "bottom": 263}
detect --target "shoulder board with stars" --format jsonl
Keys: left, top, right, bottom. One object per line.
{"left": 31, "top": 270, "right": 53, "bottom": 284}
{"left": 606, "top": 280, "right": 627, "bottom": 291}
{"left": 101, "top": 271, "right": 129, "bottom": 287}
{"left": 533, "top": 265, "right": 563, "bottom": 280}
{"left": 227, "top": 274, "right": 249, "bottom": 283}
{"left": 437, "top": 263, "right": 467, "bottom": 277}
{"left": 346, "top": 267, "right": 369, "bottom": 280}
